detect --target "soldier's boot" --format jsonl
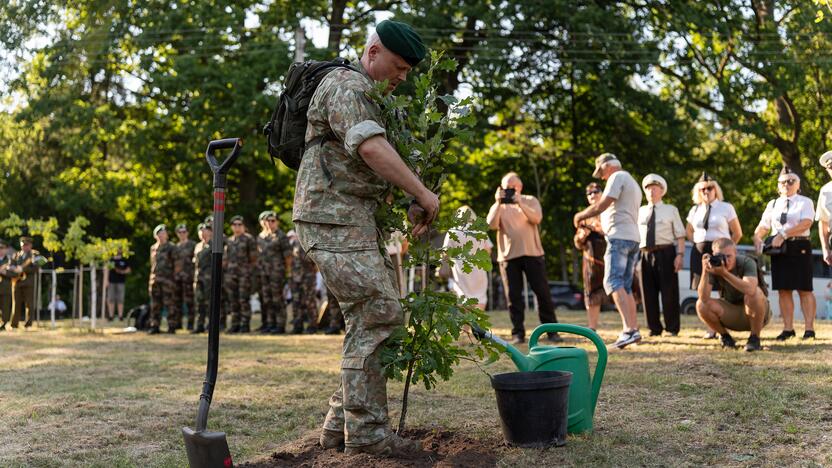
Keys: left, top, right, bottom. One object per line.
{"left": 147, "top": 326, "right": 160, "bottom": 335}
{"left": 344, "top": 434, "right": 422, "bottom": 457}
{"left": 270, "top": 325, "right": 285, "bottom": 335}
{"left": 186, "top": 318, "right": 194, "bottom": 331}
{"left": 291, "top": 319, "right": 304, "bottom": 334}
{"left": 324, "top": 326, "right": 342, "bottom": 335}
{"left": 0, "top": 323, "right": 5, "bottom": 331}
{"left": 227, "top": 324, "right": 241, "bottom": 334}
{"left": 305, "top": 326, "right": 318, "bottom": 334}
{"left": 190, "top": 324, "right": 205, "bottom": 334}
{"left": 239, "top": 322, "right": 250, "bottom": 333}
{"left": 319, "top": 429, "right": 345, "bottom": 450}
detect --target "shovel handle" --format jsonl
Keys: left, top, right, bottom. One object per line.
{"left": 205, "top": 138, "right": 243, "bottom": 188}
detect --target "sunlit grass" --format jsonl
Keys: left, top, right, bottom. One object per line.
{"left": 0, "top": 309, "right": 831, "bottom": 466}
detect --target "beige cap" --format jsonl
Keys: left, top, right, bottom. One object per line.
{"left": 592, "top": 153, "right": 619, "bottom": 178}
{"left": 641, "top": 173, "right": 667, "bottom": 193}
{"left": 820, "top": 151, "right": 832, "bottom": 169}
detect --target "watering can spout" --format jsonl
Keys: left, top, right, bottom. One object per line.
{"left": 472, "top": 324, "right": 533, "bottom": 372}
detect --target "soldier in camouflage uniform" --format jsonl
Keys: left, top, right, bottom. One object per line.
{"left": 191, "top": 223, "right": 212, "bottom": 334}
{"left": 224, "top": 215, "right": 257, "bottom": 333}
{"left": 293, "top": 21, "right": 436, "bottom": 455}
{"left": 291, "top": 238, "right": 319, "bottom": 334}
{"left": 205, "top": 215, "right": 228, "bottom": 330}
{"left": 322, "top": 287, "right": 345, "bottom": 335}
{"left": 0, "top": 240, "right": 15, "bottom": 331}
{"left": 148, "top": 224, "right": 177, "bottom": 334}
{"left": 10, "top": 236, "right": 41, "bottom": 328}
{"left": 258, "top": 211, "right": 293, "bottom": 334}
{"left": 172, "top": 223, "right": 197, "bottom": 330}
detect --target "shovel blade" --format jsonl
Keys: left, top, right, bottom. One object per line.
{"left": 182, "top": 426, "right": 233, "bottom": 468}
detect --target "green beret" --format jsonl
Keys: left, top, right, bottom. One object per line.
{"left": 153, "top": 224, "right": 167, "bottom": 236}
{"left": 230, "top": 215, "right": 244, "bottom": 223}
{"left": 376, "top": 20, "right": 427, "bottom": 67}
{"left": 175, "top": 223, "right": 187, "bottom": 231}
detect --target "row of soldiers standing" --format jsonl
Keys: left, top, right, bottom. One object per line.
{"left": 147, "top": 212, "right": 343, "bottom": 335}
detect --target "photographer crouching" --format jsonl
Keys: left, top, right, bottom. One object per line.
{"left": 696, "top": 238, "right": 771, "bottom": 351}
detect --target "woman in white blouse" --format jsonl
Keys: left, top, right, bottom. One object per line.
{"left": 443, "top": 206, "right": 493, "bottom": 310}
{"left": 686, "top": 173, "right": 742, "bottom": 338}
{"left": 753, "top": 167, "right": 816, "bottom": 340}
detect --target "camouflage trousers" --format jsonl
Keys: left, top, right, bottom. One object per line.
{"left": 224, "top": 271, "right": 252, "bottom": 327}
{"left": 12, "top": 282, "right": 35, "bottom": 327}
{"left": 296, "top": 222, "right": 403, "bottom": 447}
{"left": 292, "top": 273, "right": 318, "bottom": 329}
{"left": 173, "top": 273, "right": 195, "bottom": 328}
{"left": 0, "top": 285, "right": 11, "bottom": 324}
{"left": 149, "top": 279, "right": 175, "bottom": 328}
{"left": 260, "top": 269, "right": 287, "bottom": 328}
{"left": 194, "top": 278, "right": 210, "bottom": 329}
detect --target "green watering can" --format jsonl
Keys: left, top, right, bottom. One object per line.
{"left": 475, "top": 323, "right": 607, "bottom": 434}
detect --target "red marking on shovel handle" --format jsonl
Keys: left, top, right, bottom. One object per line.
{"left": 214, "top": 191, "right": 226, "bottom": 212}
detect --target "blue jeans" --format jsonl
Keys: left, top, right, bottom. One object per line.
{"left": 603, "top": 238, "right": 640, "bottom": 295}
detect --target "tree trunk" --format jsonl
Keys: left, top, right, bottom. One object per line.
{"left": 327, "top": 0, "right": 348, "bottom": 57}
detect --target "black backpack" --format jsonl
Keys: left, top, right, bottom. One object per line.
{"left": 263, "top": 58, "right": 356, "bottom": 170}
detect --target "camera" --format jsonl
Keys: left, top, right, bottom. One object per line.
{"left": 708, "top": 254, "right": 727, "bottom": 267}
{"left": 500, "top": 188, "right": 517, "bottom": 204}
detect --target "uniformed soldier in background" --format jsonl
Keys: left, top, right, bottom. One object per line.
{"left": 255, "top": 211, "right": 270, "bottom": 332}
{"left": 11, "top": 236, "right": 40, "bottom": 328}
{"left": 225, "top": 215, "right": 257, "bottom": 333}
{"left": 0, "top": 240, "right": 14, "bottom": 331}
{"left": 173, "top": 223, "right": 197, "bottom": 330}
{"left": 191, "top": 223, "right": 212, "bottom": 334}
{"left": 322, "top": 288, "right": 345, "bottom": 335}
{"left": 148, "top": 224, "right": 176, "bottom": 334}
{"left": 258, "top": 211, "right": 293, "bottom": 334}
{"left": 204, "top": 215, "right": 227, "bottom": 330}
{"left": 291, "top": 235, "right": 319, "bottom": 334}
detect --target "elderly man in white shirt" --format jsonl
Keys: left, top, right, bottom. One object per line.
{"left": 754, "top": 166, "right": 816, "bottom": 341}
{"left": 637, "top": 174, "right": 686, "bottom": 337}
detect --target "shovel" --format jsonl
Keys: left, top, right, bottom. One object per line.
{"left": 183, "top": 137, "right": 243, "bottom": 468}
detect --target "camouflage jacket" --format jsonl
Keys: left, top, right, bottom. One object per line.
{"left": 225, "top": 233, "right": 257, "bottom": 272}
{"left": 259, "top": 230, "right": 292, "bottom": 275}
{"left": 293, "top": 60, "right": 391, "bottom": 241}
{"left": 193, "top": 240, "right": 212, "bottom": 284}
{"left": 149, "top": 242, "right": 175, "bottom": 284}
{"left": 173, "top": 239, "right": 196, "bottom": 278}
{"left": 11, "top": 249, "right": 40, "bottom": 285}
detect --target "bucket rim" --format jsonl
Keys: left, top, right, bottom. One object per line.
{"left": 490, "top": 370, "right": 573, "bottom": 391}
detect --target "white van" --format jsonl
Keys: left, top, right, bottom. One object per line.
{"left": 678, "top": 242, "right": 832, "bottom": 320}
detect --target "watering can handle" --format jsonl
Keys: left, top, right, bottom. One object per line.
{"left": 528, "top": 323, "right": 608, "bottom": 414}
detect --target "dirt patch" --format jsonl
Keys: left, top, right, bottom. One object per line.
{"left": 240, "top": 427, "right": 502, "bottom": 467}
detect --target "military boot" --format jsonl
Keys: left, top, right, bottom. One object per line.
{"left": 319, "top": 429, "right": 344, "bottom": 450}
{"left": 227, "top": 324, "right": 241, "bottom": 334}
{"left": 344, "top": 434, "right": 421, "bottom": 457}
{"left": 147, "top": 326, "right": 160, "bottom": 335}
{"left": 239, "top": 322, "right": 250, "bottom": 333}
{"left": 190, "top": 324, "right": 205, "bottom": 334}
{"left": 270, "top": 325, "right": 285, "bottom": 335}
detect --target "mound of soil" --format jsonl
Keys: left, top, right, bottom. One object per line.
{"left": 240, "top": 427, "right": 502, "bottom": 467}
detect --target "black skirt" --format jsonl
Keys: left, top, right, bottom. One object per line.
{"left": 771, "top": 238, "right": 813, "bottom": 291}
{"left": 690, "top": 241, "right": 713, "bottom": 289}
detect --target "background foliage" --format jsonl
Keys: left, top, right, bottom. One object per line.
{"left": 2, "top": 1, "right": 832, "bottom": 303}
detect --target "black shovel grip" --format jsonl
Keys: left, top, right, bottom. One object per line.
{"left": 205, "top": 138, "right": 243, "bottom": 179}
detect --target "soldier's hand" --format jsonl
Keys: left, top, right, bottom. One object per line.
{"left": 413, "top": 190, "right": 439, "bottom": 237}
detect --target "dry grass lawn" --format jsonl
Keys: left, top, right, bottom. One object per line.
{"left": 1, "top": 309, "right": 831, "bottom": 467}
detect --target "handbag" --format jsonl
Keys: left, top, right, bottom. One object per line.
{"left": 762, "top": 236, "right": 786, "bottom": 255}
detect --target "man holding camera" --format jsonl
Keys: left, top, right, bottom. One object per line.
{"left": 487, "top": 171, "right": 560, "bottom": 344}
{"left": 696, "top": 238, "right": 771, "bottom": 351}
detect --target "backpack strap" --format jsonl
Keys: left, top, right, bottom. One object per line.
{"left": 305, "top": 130, "right": 338, "bottom": 185}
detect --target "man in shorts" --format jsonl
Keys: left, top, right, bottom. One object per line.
{"left": 696, "top": 237, "right": 771, "bottom": 351}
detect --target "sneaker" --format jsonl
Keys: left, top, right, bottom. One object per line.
{"left": 803, "top": 330, "right": 816, "bottom": 340}
{"left": 319, "top": 429, "right": 345, "bottom": 450}
{"left": 745, "top": 335, "right": 762, "bottom": 352}
{"left": 703, "top": 331, "right": 717, "bottom": 340}
{"left": 613, "top": 329, "right": 642, "bottom": 349}
{"left": 775, "top": 330, "right": 796, "bottom": 341}
{"left": 344, "top": 433, "right": 421, "bottom": 457}
{"left": 545, "top": 332, "right": 564, "bottom": 343}
{"left": 511, "top": 335, "right": 525, "bottom": 344}
{"left": 720, "top": 333, "right": 737, "bottom": 349}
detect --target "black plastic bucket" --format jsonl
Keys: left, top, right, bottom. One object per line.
{"left": 491, "top": 371, "right": 572, "bottom": 447}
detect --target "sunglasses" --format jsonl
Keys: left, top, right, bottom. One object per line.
{"left": 699, "top": 186, "right": 715, "bottom": 192}
{"left": 778, "top": 179, "right": 797, "bottom": 186}
{"left": 586, "top": 189, "right": 601, "bottom": 196}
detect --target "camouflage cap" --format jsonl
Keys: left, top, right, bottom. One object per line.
{"left": 258, "top": 211, "right": 271, "bottom": 221}
{"left": 204, "top": 215, "right": 214, "bottom": 225}
{"left": 230, "top": 215, "right": 244, "bottom": 223}
{"left": 20, "top": 236, "right": 33, "bottom": 245}
{"left": 820, "top": 151, "right": 832, "bottom": 169}
{"left": 197, "top": 223, "right": 206, "bottom": 231}
{"left": 175, "top": 223, "right": 187, "bottom": 232}
{"left": 153, "top": 224, "right": 167, "bottom": 236}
